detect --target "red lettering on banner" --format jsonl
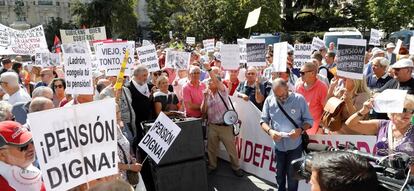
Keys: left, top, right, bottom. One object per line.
{"left": 244, "top": 140, "right": 253, "bottom": 162}
{"left": 252, "top": 144, "right": 262, "bottom": 167}
{"left": 261, "top": 146, "right": 271, "bottom": 168}
{"left": 356, "top": 141, "right": 370, "bottom": 153}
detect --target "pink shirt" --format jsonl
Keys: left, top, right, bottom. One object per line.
{"left": 182, "top": 81, "right": 206, "bottom": 118}
{"left": 296, "top": 79, "right": 327, "bottom": 135}
{"left": 207, "top": 89, "right": 229, "bottom": 124}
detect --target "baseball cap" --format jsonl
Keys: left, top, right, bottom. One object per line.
{"left": 386, "top": 43, "right": 396, "bottom": 49}
{"left": 392, "top": 59, "right": 414, "bottom": 69}
{"left": 0, "top": 121, "right": 32, "bottom": 147}
{"left": 213, "top": 52, "right": 221, "bottom": 61}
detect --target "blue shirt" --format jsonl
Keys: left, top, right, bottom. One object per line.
{"left": 260, "top": 93, "right": 313, "bottom": 152}
{"left": 236, "top": 81, "right": 266, "bottom": 110}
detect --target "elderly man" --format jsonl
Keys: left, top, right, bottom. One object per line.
{"left": 0, "top": 58, "right": 12, "bottom": 75}
{"left": 0, "top": 101, "right": 13, "bottom": 122}
{"left": 223, "top": 69, "right": 240, "bottom": 96}
{"left": 364, "top": 48, "right": 386, "bottom": 77}
{"left": 12, "top": 86, "right": 54, "bottom": 124}
{"left": 385, "top": 42, "right": 396, "bottom": 64}
{"left": 201, "top": 64, "right": 243, "bottom": 177}
{"left": 261, "top": 78, "right": 313, "bottom": 191}
{"left": 182, "top": 66, "right": 206, "bottom": 118}
{"left": 295, "top": 62, "right": 327, "bottom": 135}
{"left": 0, "top": 72, "right": 31, "bottom": 105}
{"left": 235, "top": 66, "right": 265, "bottom": 110}
{"left": 366, "top": 57, "right": 393, "bottom": 91}
{"left": 29, "top": 97, "right": 54, "bottom": 113}
{"left": 378, "top": 59, "right": 414, "bottom": 95}
{"left": 324, "top": 51, "right": 336, "bottom": 70}
{"left": 0, "top": 121, "right": 46, "bottom": 190}
{"left": 35, "top": 68, "right": 54, "bottom": 88}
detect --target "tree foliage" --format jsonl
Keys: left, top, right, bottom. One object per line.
{"left": 44, "top": 17, "right": 77, "bottom": 49}
{"left": 147, "top": 0, "right": 281, "bottom": 42}
{"left": 71, "top": 0, "right": 139, "bottom": 40}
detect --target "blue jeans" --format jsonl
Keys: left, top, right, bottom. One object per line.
{"left": 275, "top": 145, "right": 303, "bottom": 191}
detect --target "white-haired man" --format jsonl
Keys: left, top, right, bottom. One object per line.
{"left": 0, "top": 72, "right": 31, "bottom": 105}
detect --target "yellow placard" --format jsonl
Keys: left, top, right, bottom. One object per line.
{"left": 114, "top": 50, "right": 129, "bottom": 90}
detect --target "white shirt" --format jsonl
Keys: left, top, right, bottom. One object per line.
{"left": 7, "top": 88, "right": 31, "bottom": 105}
{"left": 132, "top": 79, "right": 150, "bottom": 97}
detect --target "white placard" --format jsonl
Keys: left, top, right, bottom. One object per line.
{"left": 27, "top": 99, "right": 118, "bottom": 191}
{"left": 60, "top": 26, "right": 106, "bottom": 44}
{"left": 369, "top": 29, "right": 381, "bottom": 46}
{"left": 244, "top": 7, "right": 262, "bottom": 29}
{"left": 95, "top": 41, "right": 135, "bottom": 76}
{"left": 311, "top": 37, "right": 325, "bottom": 51}
{"left": 49, "top": 53, "right": 61, "bottom": 67}
{"left": 142, "top": 40, "right": 152, "bottom": 46}
{"left": 273, "top": 42, "right": 288, "bottom": 72}
{"left": 216, "top": 41, "right": 223, "bottom": 49}
{"left": 220, "top": 44, "right": 240, "bottom": 70}
{"left": 394, "top": 39, "right": 402, "bottom": 54}
{"left": 373, "top": 89, "right": 407, "bottom": 113}
{"left": 138, "top": 112, "right": 181, "bottom": 164}
{"left": 293, "top": 44, "right": 312, "bottom": 68}
{"left": 165, "top": 50, "right": 191, "bottom": 70}
{"left": 336, "top": 38, "right": 366, "bottom": 80}
{"left": 0, "top": 24, "right": 47, "bottom": 55}
{"left": 136, "top": 44, "right": 159, "bottom": 72}
{"left": 237, "top": 39, "right": 247, "bottom": 64}
{"left": 34, "top": 49, "right": 50, "bottom": 67}
{"left": 409, "top": 36, "right": 414, "bottom": 55}
{"left": 186, "top": 37, "right": 195, "bottom": 45}
{"left": 246, "top": 39, "right": 266, "bottom": 67}
{"left": 203, "top": 39, "right": 215, "bottom": 52}
{"left": 63, "top": 41, "right": 94, "bottom": 95}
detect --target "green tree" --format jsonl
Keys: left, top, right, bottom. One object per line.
{"left": 44, "top": 17, "right": 77, "bottom": 50}
{"left": 367, "top": 0, "right": 414, "bottom": 34}
{"left": 71, "top": 0, "right": 139, "bottom": 40}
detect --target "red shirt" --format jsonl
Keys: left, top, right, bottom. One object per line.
{"left": 0, "top": 176, "right": 46, "bottom": 191}
{"left": 182, "top": 81, "right": 206, "bottom": 118}
{"left": 223, "top": 79, "right": 239, "bottom": 96}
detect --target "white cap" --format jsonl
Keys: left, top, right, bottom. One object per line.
{"left": 386, "top": 43, "right": 396, "bottom": 49}
{"left": 392, "top": 59, "right": 414, "bottom": 69}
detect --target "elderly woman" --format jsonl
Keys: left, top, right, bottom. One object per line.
{"left": 0, "top": 101, "right": 13, "bottom": 121}
{"left": 153, "top": 76, "right": 179, "bottom": 117}
{"left": 345, "top": 95, "right": 414, "bottom": 174}
{"left": 49, "top": 78, "right": 66, "bottom": 107}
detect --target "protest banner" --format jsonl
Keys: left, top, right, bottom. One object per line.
{"left": 165, "top": 50, "right": 191, "bottom": 70}
{"left": 369, "top": 29, "right": 381, "bottom": 46}
{"left": 311, "top": 37, "right": 325, "bottom": 51}
{"left": 410, "top": 36, "right": 414, "bottom": 55}
{"left": 95, "top": 41, "right": 135, "bottom": 76}
{"left": 246, "top": 39, "right": 266, "bottom": 67}
{"left": 336, "top": 38, "right": 366, "bottom": 80}
{"left": 237, "top": 39, "right": 247, "bottom": 64}
{"left": 0, "top": 24, "right": 47, "bottom": 55}
{"left": 220, "top": 44, "right": 240, "bottom": 70}
{"left": 272, "top": 42, "right": 288, "bottom": 72}
{"left": 203, "top": 39, "right": 215, "bottom": 52}
{"left": 293, "top": 44, "right": 312, "bottom": 68}
{"left": 373, "top": 89, "right": 407, "bottom": 113}
{"left": 244, "top": 7, "right": 261, "bottom": 29}
{"left": 139, "top": 112, "right": 181, "bottom": 164}
{"left": 218, "top": 97, "right": 377, "bottom": 189}
{"left": 216, "top": 41, "right": 223, "bottom": 49}
{"left": 394, "top": 39, "right": 402, "bottom": 54}
{"left": 136, "top": 44, "right": 159, "bottom": 72}
{"left": 63, "top": 41, "right": 94, "bottom": 95}
{"left": 27, "top": 98, "right": 118, "bottom": 191}
{"left": 60, "top": 26, "right": 106, "bottom": 44}
{"left": 35, "top": 49, "right": 50, "bottom": 66}
{"left": 186, "top": 37, "right": 195, "bottom": 45}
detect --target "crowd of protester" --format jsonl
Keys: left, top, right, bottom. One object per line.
{"left": 0, "top": 40, "right": 413, "bottom": 191}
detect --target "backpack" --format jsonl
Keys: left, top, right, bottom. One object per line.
{"left": 318, "top": 66, "right": 334, "bottom": 82}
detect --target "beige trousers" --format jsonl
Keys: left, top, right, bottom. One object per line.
{"left": 207, "top": 124, "right": 240, "bottom": 170}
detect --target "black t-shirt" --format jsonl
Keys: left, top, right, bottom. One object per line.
{"left": 378, "top": 78, "right": 414, "bottom": 95}
{"left": 153, "top": 92, "right": 179, "bottom": 111}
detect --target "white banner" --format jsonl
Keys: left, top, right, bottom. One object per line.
{"left": 0, "top": 24, "right": 47, "bottom": 55}
{"left": 245, "top": 7, "right": 261, "bottom": 29}
{"left": 186, "top": 37, "right": 195, "bottom": 45}
{"left": 218, "top": 97, "right": 377, "bottom": 189}
{"left": 237, "top": 39, "right": 247, "bottom": 64}
{"left": 95, "top": 41, "right": 135, "bottom": 76}
{"left": 273, "top": 42, "right": 288, "bottom": 72}
{"left": 27, "top": 99, "right": 118, "bottom": 191}
{"left": 409, "top": 37, "right": 414, "bottom": 55}
{"left": 35, "top": 50, "right": 61, "bottom": 67}
{"left": 60, "top": 26, "right": 106, "bottom": 44}
{"left": 136, "top": 44, "right": 159, "bottom": 72}
{"left": 63, "top": 41, "right": 94, "bottom": 95}
{"left": 311, "top": 37, "right": 325, "bottom": 51}
{"left": 139, "top": 112, "right": 181, "bottom": 164}
{"left": 246, "top": 39, "right": 266, "bottom": 67}
{"left": 293, "top": 44, "right": 312, "bottom": 68}
{"left": 336, "top": 38, "right": 366, "bottom": 80}
{"left": 394, "top": 39, "right": 402, "bottom": 54}
{"left": 203, "top": 39, "right": 215, "bottom": 52}
{"left": 369, "top": 29, "right": 381, "bottom": 46}
{"left": 220, "top": 44, "right": 240, "bottom": 70}
{"left": 165, "top": 50, "right": 191, "bottom": 70}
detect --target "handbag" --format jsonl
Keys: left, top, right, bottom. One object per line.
{"left": 276, "top": 100, "right": 310, "bottom": 153}
{"left": 321, "top": 97, "right": 345, "bottom": 131}
{"left": 217, "top": 92, "right": 241, "bottom": 136}
{"left": 118, "top": 143, "right": 139, "bottom": 185}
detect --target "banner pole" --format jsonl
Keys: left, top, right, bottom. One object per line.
{"left": 141, "top": 155, "right": 149, "bottom": 165}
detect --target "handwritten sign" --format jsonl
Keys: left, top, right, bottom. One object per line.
{"left": 186, "top": 37, "right": 195, "bottom": 45}
{"left": 311, "top": 37, "right": 325, "bottom": 51}
{"left": 369, "top": 29, "right": 381, "bottom": 46}
{"left": 136, "top": 44, "right": 159, "bottom": 72}
{"left": 60, "top": 26, "right": 106, "bottom": 44}
{"left": 246, "top": 39, "right": 266, "bottom": 67}
{"left": 0, "top": 24, "right": 47, "bottom": 55}
{"left": 293, "top": 44, "right": 312, "bottom": 68}
{"left": 203, "top": 39, "right": 215, "bottom": 52}
{"left": 336, "top": 38, "right": 366, "bottom": 80}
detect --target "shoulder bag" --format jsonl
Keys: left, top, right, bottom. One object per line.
{"left": 321, "top": 97, "right": 345, "bottom": 131}
{"left": 117, "top": 143, "right": 139, "bottom": 185}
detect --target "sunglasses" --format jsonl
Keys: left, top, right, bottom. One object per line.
{"left": 153, "top": 72, "right": 162, "bottom": 76}
{"left": 299, "top": 70, "right": 312, "bottom": 76}
{"left": 40, "top": 74, "right": 47, "bottom": 77}
{"left": 402, "top": 108, "right": 414, "bottom": 114}
{"left": 54, "top": 84, "right": 64, "bottom": 89}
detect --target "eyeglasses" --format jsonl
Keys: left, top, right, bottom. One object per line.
{"left": 402, "top": 108, "right": 414, "bottom": 114}
{"left": 300, "top": 70, "right": 313, "bottom": 76}
{"left": 0, "top": 81, "right": 6, "bottom": 84}
{"left": 246, "top": 72, "right": 256, "bottom": 75}
{"left": 54, "top": 84, "right": 64, "bottom": 89}
{"left": 153, "top": 72, "right": 162, "bottom": 76}
{"left": 40, "top": 74, "right": 47, "bottom": 77}
{"left": 393, "top": 68, "right": 407, "bottom": 72}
